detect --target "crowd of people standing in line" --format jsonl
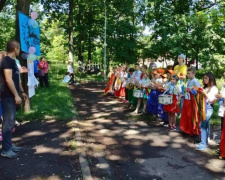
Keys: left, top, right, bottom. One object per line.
{"left": 0, "top": 40, "right": 50, "bottom": 159}
{"left": 104, "top": 54, "right": 225, "bottom": 160}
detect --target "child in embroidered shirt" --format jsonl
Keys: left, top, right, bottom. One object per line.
{"left": 160, "top": 70, "right": 174, "bottom": 126}
{"left": 147, "top": 70, "right": 159, "bottom": 115}
{"left": 163, "top": 75, "right": 182, "bottom": 130}
{"left": 180, "top": 67, "right": 201, "bottom": 135}
{"left": 133, "top": 72, "right": 150, "bottom": 114}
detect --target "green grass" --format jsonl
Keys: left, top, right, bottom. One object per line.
{"left": 16, "top": 62, "right": 77, "bottom": 122}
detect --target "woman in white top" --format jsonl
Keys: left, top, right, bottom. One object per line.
{"left": 196, "top": 72, "right": 218, "bottom": 151}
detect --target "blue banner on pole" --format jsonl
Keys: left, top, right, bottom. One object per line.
{"left": 18, "top": 12, "right": 41, "bottom": 56}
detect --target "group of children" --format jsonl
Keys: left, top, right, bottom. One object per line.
{"left": 104, "top": 54, "right": 225, "bottom": 160}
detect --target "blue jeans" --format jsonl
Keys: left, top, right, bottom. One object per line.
{"left": 1, "top": 97, "right": 16, "bottom": 151}
{"left": 200, "top": 104, "right": 213, "bottom": 146}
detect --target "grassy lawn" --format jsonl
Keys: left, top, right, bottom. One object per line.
{"left": 16, "top": 61, "right": 77, "bottom": 122}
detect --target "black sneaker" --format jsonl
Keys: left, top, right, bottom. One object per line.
{"left": 1, "top": 150, "right": 19, "bottom": 159}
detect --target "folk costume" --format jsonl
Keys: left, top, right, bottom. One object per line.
{"left": 180, "top": 78, "right": 200, "bottom": 135}
{"left": 114, "top": 70, "right": 124, "bottom": 97}
{"left": 104, "top": 72, "right": 116, "bottom": 95}
{"left": 138, "top": 77, "right": 150, "bottom": 100}
{"left": 220, "top": 116, "right": 225, "bottom": 159}
{"left": 119, "top": 70, "right": 128, "bottom": 97}
{"left": 147, "top": 70, "right": 163, "bottom": 115}
{"left": 163, "top": 83, "right": 181, "bottom": 113}
{"left": 126, "top": 73, "right": 134, "bottom": 103}
{"left": 129, "top": 70, "right": 142, "bottom": 107}
{"left": 158, "top": 79, "right": 171, "bottom": 123}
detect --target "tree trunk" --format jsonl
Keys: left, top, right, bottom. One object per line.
{"left": 196, "top": 55, "right": 199, "bottom": 70}
{"left": 15, "top": 0, "right": 30, "bottom": 112}
{"left": 69, "top": 0, "right": 74, "bottom": 64}
{"left": 88, "top": 35, "right": 91, "bottom": 61}
{"left": 87, "top": 9, "right": 92, "bottom": 62}
{"left": 0, "top": 0, "right": 7, "bottom": 12}
{"left": 76, "top": 0, "right": 83, "bottom": 62}
{"left": 196, "top": 48, "right": 199, "bottom": 70}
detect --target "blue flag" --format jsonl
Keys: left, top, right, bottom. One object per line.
{"left": 18, "top": 12, "right": 41, "bottom": 56}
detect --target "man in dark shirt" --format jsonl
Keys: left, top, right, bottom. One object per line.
{"left": 0, "top": 40, "right": 27, "bottom": 159}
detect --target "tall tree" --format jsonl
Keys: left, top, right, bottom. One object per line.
{"left": 15, "top": 0, "right": 31, "bottom": 111}
{"left": 0, "top": 0, "right": 7, "bottom": 12}
{"left": 68, "top": 0, "right": 74, "bottom": 64}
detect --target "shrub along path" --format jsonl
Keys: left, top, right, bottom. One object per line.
{"left": 70, "top": 82, "right": 225, "bottom": 180}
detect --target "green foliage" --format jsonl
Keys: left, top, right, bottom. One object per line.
{"left": 1, "top": 0, "right": 225, "bottom": 76}
{"left": 0, "top": 7, "right": 15, "bottom": 50}
{"left": 141, "top": 0, "right": 225, "bottom": 73}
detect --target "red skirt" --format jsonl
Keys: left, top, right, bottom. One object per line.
{"left": 163, "top": 94, "right": 180, "bottom": 113}
{"left": 220, "top": 116, "right": 225, "bottom": 157}
{"left": 179, "top": 98, "right": 200, "bottom": 135}
{"left": 115, "top": 87, "right": 126, "bottom": 97}
{"left": 104, "top": 74, "right": 115, "bottom": 95}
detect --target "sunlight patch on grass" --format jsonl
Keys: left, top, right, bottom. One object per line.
{"left": 16, "top": 62, "right": 77, "bottom": 122}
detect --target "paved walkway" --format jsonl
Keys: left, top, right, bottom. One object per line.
{"left": 70, "top": 82, "right": 225, "bottom": 180}
{"left": 0, "top": 120, "right": 82, "bottom": 180}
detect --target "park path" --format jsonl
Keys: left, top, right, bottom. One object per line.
{"left": 0, "top": 120, "right": 82, "bottom": 180}
{"left": 70, "top": 82, "right": 225, "bottom": 180}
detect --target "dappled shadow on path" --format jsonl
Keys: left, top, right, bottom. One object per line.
{"left": 0, "top": 120, "right": 81, "bottom": 180}
{"left": 70, "top": 82, "right": 225, "bottom": 180}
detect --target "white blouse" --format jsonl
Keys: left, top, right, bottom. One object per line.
{"left": 139, "top": 78, "right": 150, "bottom": 88}
{"left": 67, "top": 65, "right": 74, "bottom": 73}
{"left": 205, "top": 86, "right": 218, "bottom": 103}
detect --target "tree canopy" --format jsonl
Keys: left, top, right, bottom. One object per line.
{"left": 0, "top": 0, "right": 225, "bottom": 75}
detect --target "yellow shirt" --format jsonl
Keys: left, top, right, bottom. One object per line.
{"left": 174, "top": 64, "right": 187, "bottom": 76}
